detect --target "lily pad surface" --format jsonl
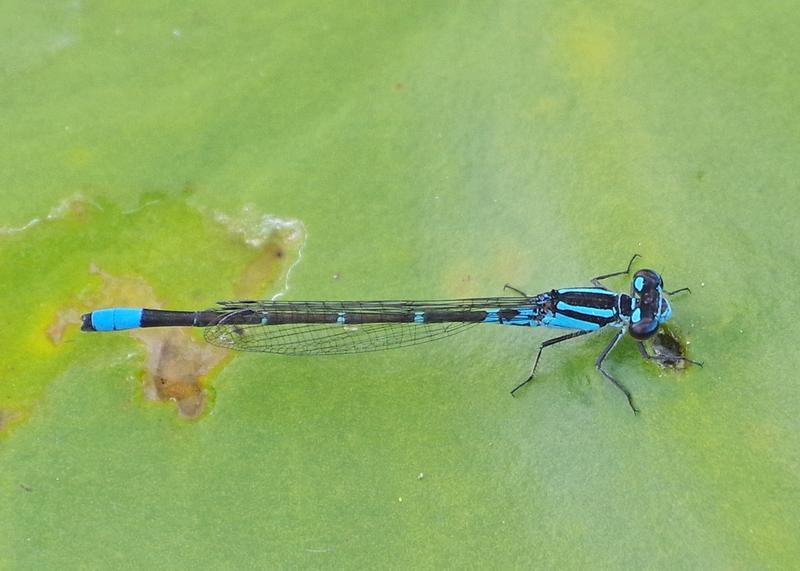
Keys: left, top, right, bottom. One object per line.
{"left": 1, "top": 2, "right": 799, "bottom": 568}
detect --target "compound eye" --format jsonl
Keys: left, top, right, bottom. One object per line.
{"left": 629, "top": 317, "right": 659, "bottom": 340}
{"left": 632, "top": 269, "right": 663, "bottom": 293}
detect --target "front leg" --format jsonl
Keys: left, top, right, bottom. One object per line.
{"left": 596, "top": 329, "right": 639, "bottom": 414}
{"left": 591, "top": 254, "right": 640, "bottom": 289}
{"left": 664, "top": 287, "right": 691, "bottom": 296}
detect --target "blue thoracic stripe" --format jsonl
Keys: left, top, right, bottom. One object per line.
{"left": 91, "top": 308, "right": 143, "bottom": 331}
{"left": 337, "top": 312, "right": 345, "bottom": 324}
{"left": 414, "top": 311, "right": 424, "bottom": 324}
{"left": 506, "top": 307, "right": 536, "bottom": 326}
{"left": 555, "top": 301, "right": 615, "bottom": 319}
{"left": 483, "top": 309, "right": 500, "bottom": 323}
{"left": 542, "top": 312, "right": 601, "bottom": 331}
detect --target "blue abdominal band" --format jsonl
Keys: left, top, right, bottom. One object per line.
{"left": 91, "top": 308, "right": 144, "bottom": 331}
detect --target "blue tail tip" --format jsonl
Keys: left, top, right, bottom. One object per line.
{"left": 81, "top": 307, "right": 143, "bottom": 331}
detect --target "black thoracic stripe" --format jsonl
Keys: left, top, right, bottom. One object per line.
{"left": 498, "top": 309, "right": 520, "bottom": 321}
{"left": 617, "top": 294, "right": 633, "bottom": 317}
{"left": 554, "top": 290, "right": 619, "bottom": 326}
{"left": 557, "top": 309, "right": 617, "bottom": 326}
{"left": 557, "top": 291, "right": 618, "bottom": 309}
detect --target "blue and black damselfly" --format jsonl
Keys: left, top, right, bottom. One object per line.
{"left": 81, "top": 256, "right": 700, "bottom": 413}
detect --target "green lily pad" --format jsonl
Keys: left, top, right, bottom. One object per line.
{"left": 2, "top": 2, "right": 799, "bottom": 568}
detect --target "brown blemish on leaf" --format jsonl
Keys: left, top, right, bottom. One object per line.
{"left": 135, "top": 329, "right": 229, "bottom": 418}
{"left": 236, "top": 241, "right": 288, "bottom": 298}
{"left": 0, "top": 193, "right": 96, "bottom": 237}
{"left": 181, "top": 181, "right": 198, "bottom": 196}
{"left": 0, "top": 409, "right": 22, "bottom": 434}
{"left": 652, "top": 328, "right": 690, "bottom": 370}
{"left": 87, "top": 262, "right": 157, "bottom": 301}
{"left": 232, "top": 228, "right": 304, "bottom": 299}
{"left": 73, "top": 266, "right": 229, "bottom": 417}
{"left": 48, "top": 308, "right": 81, "bottom": 344}
{"left": 49, "top": 265, "right": 157, "bottom": 346}
{"left": 40, "top": 197, "right": 304, "bottom": 420}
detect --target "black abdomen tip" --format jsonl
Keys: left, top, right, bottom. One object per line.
{"left": 80, "top": 313, "right": 96, "bottom": 332}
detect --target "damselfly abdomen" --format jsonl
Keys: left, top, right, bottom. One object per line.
{"left": 81, "top": 255, "right": 700, "bottom": 413}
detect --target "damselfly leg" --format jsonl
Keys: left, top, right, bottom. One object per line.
{"left": 510, "top": 330, "right": 593, "bottom": 396}
{"left": 664, "top": 287, "right": 691, "bottom": 296}
{"left": 591, "top": 254, "right": 640, "bottom": 289}
{"left": 503, "top": 284, "right": 530, "bottom": 297}
{"left": 596, "top": 329, "right": 639, "bottom": 414}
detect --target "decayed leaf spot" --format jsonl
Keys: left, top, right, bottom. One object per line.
{"left": 48, "top": 308, "right": 82, "bottom": 344}
{"left": 48, "top": 264, "right": 156, "bottom": 347}
{"left": 83, "top": 203, "right": 302, "bottom": 417}
{"left": 236, "top": 241, "right": 290, "bottom": 299}
{"left": 0, "top": 193, "right": 96, "bottom": 236}
{"left": 652, "top": 328, "right": 690, "bottom": 369}
{"left": 135, "top": 328, "right": 229, "bottom": 418}
{"left": 74, "top": 265, "right": 227, "bottom": 418}
{"left": 212, "top": 204, "right": 305, "bottom": 300}
{"left": 15, "top": 193, "right": 305, "bottom": 421}
{"left": 0, "top": 409, "right": 22, "bottom": 434}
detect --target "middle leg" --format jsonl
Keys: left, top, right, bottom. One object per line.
{"left": 511, "top": 329, "right": 593, "bottom": 396}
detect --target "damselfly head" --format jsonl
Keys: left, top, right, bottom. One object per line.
{"left": 628, "top": 269, "right": 670, "bottom": 340}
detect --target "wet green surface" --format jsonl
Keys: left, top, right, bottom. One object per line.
{"left": 2, "top": 2, "right": 799, "bottom": 568}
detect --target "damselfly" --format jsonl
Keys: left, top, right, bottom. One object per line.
{"left": 81, "top": 255, "right": 700, "bottom": 413}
